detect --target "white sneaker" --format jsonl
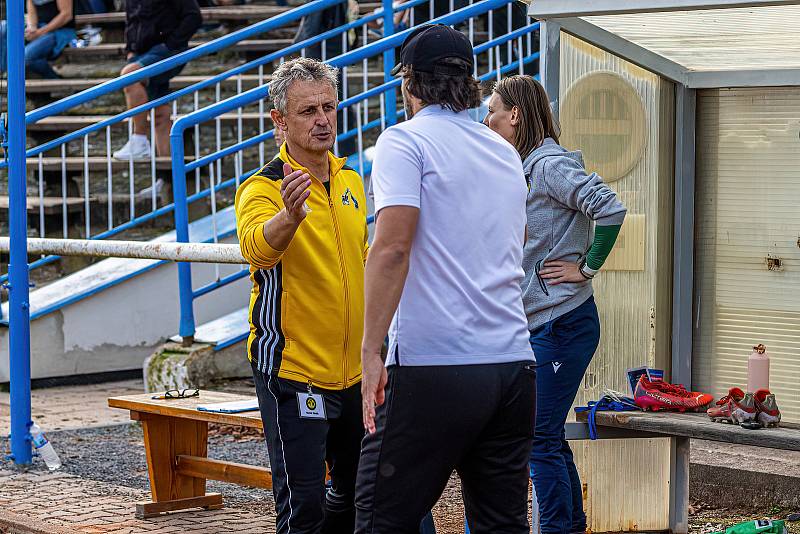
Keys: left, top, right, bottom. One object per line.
{"left": 113, "top": 136, "right": 151, "bottom": 161}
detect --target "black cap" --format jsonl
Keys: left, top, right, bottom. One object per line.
{"left": 390, "top": 24, "right": 474, "bottom": 77}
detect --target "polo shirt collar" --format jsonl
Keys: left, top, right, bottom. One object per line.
{"left": 414, "top": 105, "right": 470, "bottom": 119}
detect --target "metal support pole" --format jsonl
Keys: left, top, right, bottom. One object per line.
{"left": 169, "top": 133, "right": 196, "bottom": 346}
{"left": 7, "top": 0, "right": 33, "bottom": 465}
{"left": 669, "top": 83, "right": 695, "bottom": 534}
{"left": 382, "top": 0, "right": 398, "bottom": 126}
{"left": 539, "top": 20, "right": 561, "bottom": 121}
{"left": 669, "top": 436, "right": 691, "bottom": 534}
{"left": 672, "top": 84, "right": 696, "bottom": 388}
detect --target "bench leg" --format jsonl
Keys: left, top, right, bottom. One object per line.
{"left": 668, "top": 436, "right": 690, "bottom": 534}
{"left": 135, "top": 413, "right": 221, "bottom": 518}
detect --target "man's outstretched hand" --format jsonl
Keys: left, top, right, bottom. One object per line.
{"left": 280, "top": 162, "right": 311, "bottom": 225}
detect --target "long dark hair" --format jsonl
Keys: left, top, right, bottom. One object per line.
{"left": 492, "top": 75, "right": 559, "bottom": 159}
{"left": 404, "top": 59, "right": 482, "bottom": 113}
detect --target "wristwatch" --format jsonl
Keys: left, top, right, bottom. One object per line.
{"left": 578, "top": 257, "right": 597, "bottom": 280}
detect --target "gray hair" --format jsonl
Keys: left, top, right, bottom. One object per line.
{"left": 270, "top": 57, "right": 339, "bottom": 114}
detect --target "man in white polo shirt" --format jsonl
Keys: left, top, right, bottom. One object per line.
{"left": 355, "top": 24, "right": 536, "bottom": 533}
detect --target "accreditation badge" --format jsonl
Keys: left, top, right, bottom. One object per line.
{"left": 297, "top": 392, "right": 326, "bottom": 420}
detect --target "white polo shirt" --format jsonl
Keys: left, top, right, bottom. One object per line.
{"left": 371, "top": 105, "right": 534, "bottom": 366}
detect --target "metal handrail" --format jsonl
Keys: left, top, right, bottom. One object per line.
{"left": 0, "top": 238, "right": 246, "bottom": 264}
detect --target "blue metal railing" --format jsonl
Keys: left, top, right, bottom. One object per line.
{"left": 169, "top": 0, "right": 540, "bottom": 341}
{"left": 6, "top": 0, "right": 33, "bottom": 466}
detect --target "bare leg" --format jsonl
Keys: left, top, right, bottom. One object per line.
{"left": 121, "top": 62, "right": 149, "bottom": 136}
{"left": 153, "top": 104, "right": 172, "bottom": 157}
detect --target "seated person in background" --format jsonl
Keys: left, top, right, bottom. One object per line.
{"left": 366, "top": 1, "right": 411, "bottom": 36}
{"left": 6, "top": 0, "right": 76, "bottom": 79}
{"left": 113, "top": 0, "right": 202, "bottom": 161}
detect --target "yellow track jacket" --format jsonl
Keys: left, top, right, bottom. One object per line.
{"left": 235, "top": 144, "right": 368, "bottom": 390}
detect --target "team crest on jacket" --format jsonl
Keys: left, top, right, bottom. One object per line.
{"left": 341, "top": 188, "right": 359, "bottom": 209}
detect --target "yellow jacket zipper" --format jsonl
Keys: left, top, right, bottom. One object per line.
{"left": 328, "top": 185, "right": 350, "bottom": 387}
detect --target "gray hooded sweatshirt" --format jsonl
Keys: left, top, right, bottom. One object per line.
{"left": 522, "top": 138, "right": 627, "bottom": 331}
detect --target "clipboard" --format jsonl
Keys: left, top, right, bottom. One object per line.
{"left": 197, "top": 398, "right": 260, "bottom": 414}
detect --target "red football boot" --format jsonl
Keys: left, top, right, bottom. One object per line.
{"left": 634, "top": 377, "right": 714, "bottom": 412}
{"left": 707, "top": 387, "right": 757, "bottom": 424}
{"left": 754, "top": 389, "right": 781, "bottom": 428}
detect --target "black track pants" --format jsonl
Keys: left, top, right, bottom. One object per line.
{"left": 252, "top": 361, "right": 363, "bottom": 534}
{"left": 355, "top": 361, "right": 537, "bottom": 534}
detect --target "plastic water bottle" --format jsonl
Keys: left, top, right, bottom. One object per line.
{"left": 747, "top": 344, "right": 770, "bottom": 393}
{"left": 29, "top": 422, "right": 62, "bottom": 471}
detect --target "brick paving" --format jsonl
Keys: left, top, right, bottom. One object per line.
{"left": 0, "top": 468, "right": 276, "bottom": 533}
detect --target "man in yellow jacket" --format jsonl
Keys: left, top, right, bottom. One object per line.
{"left": 235, "top": 57, "right": 368, "bottom": 534}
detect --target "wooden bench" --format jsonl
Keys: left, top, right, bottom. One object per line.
{"left": 571, "top": 411, "right": 800, "bottom": 533}
{"left": 108, "top": 391, "right": 271, "bottom": 519}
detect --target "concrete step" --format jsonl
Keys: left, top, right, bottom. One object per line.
{"left": 170, "top": 307, "right": 249, "bottom": 351}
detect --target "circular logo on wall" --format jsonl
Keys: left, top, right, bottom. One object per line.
{"left": 560, "top": 72, "right": 647, "bottom": 183}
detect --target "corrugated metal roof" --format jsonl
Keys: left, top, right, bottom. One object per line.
{"left": 583, "top": 6, "right": 800, "bottom": 71}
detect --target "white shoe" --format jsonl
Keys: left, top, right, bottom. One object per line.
{"left": 135, "top": 178, "right": 165, "bottom": 202}
{"left": 113, "top": 137, "right": 151, "bottom": 161}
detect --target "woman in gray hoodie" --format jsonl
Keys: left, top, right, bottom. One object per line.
{"left": 484, "top": 75, "right": 627, "bottom": 534}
